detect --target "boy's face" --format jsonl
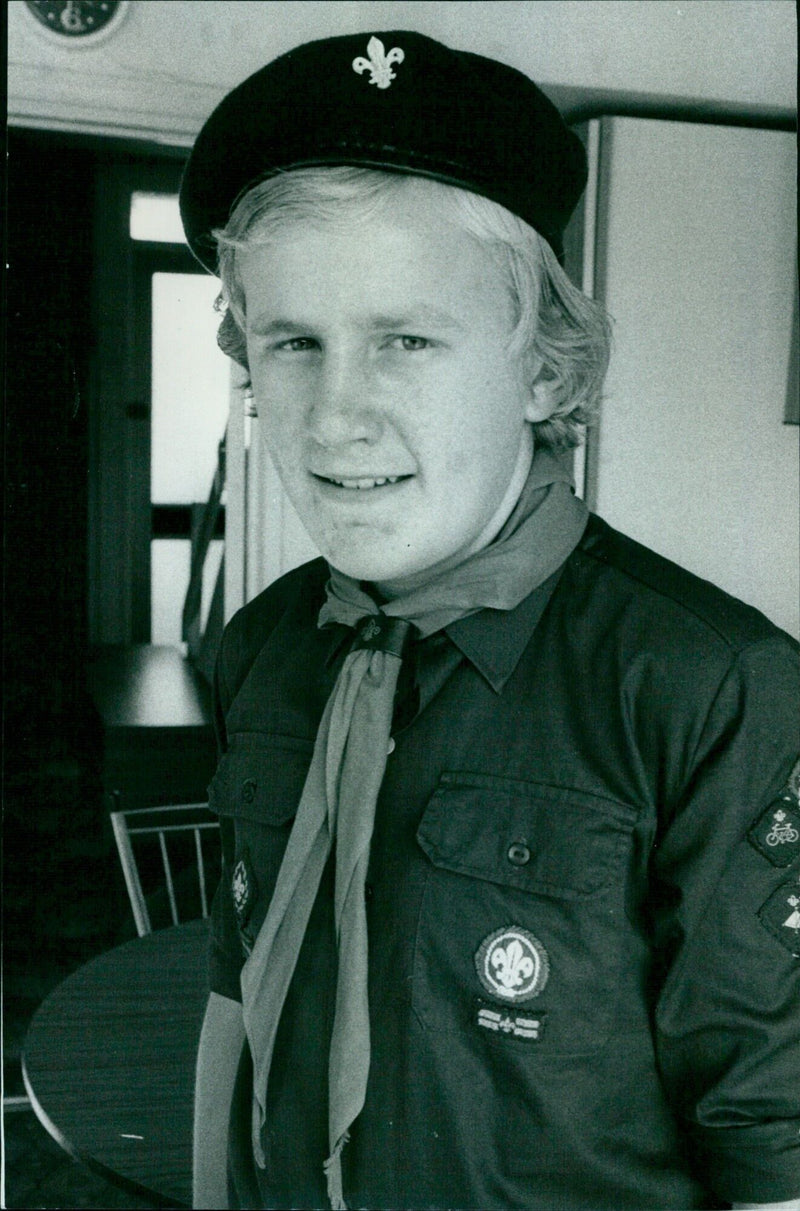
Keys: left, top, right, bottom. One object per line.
{"left": 240, "top": 187, "right": 553, "bottom": 594}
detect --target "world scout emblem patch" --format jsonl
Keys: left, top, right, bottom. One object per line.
{"left": 232, "top": 848, "right": 257, "bottom": 930}
{"left": 474, "top": 926, "right": 550, "bottom": 1043}
{"left": 475, "top": 926, "right": 549, "bottom": 1003}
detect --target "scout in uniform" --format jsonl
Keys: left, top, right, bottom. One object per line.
{"left": 182, "top": 30, "right": 800, "bottom": 1211}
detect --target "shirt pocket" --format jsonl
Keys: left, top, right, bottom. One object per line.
{"left": 208, "top": 732, "right": 314, "bottom": 951}
{"left": 413, "top": 771, "right": 638, "bottom": 1055}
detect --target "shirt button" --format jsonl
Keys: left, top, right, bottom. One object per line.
{"left": 507, "top": 840, "right": 531, "bottom": 866}
{"left": 387, "top": 737, "right": 396, "bottom": 755}
{"left": 241, "top": 778, "right": 257, "bottom": 804}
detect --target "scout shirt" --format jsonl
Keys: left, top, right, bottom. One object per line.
{"left": 207, "top": 514, "right": 800, "bottom": 1211}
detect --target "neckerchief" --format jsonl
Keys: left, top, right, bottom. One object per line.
{"left": 240, "top": 449, "right": 588, "bottom": 1208}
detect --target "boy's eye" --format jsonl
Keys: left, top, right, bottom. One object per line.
{"left": 276, "top": 337, "right": 317, "bottom": 352}
{"left": 390, "top": 335, "right": 430, "bottom": 352}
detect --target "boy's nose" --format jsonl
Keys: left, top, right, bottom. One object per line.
{"left": 307, "top": 357, "right": 383, "bottom": 448}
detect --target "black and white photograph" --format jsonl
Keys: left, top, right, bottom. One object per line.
{"left": 3, "top": 3, "right": 798, "bottom": 1208}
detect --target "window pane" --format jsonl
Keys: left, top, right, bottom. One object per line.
{"left": 151, "top": 537, "right": 224, "bottom": 647}
{"left": 201, "top": 538, "right": 225, "bottom": 633}
{"left": 151, "top": 271, "right": 230, "bottom": 645}
{"left": 151, "top": 539, "right": 190, "bottom": 647}
{"left": 151, "top": 272, "right": 230, "bottom": 504}
{"left": 130, "top": 192, "right": 185, "bottom": 243}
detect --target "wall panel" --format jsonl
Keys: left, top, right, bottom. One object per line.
{"left": 590, "top": 118, "right": 798, "bottom": 636}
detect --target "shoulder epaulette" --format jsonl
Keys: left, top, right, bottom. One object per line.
{"left": 579, "top": 514, "right": 788, "bottom": 651}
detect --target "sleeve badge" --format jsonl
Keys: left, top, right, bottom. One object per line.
{"left": 758, "top": 876, "right": 800, "bottom": 957}
{"left": 747, "top": 759, "right": 800, "bottom": 867}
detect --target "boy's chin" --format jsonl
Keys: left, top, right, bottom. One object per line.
{"left": 325, "top": 549, "right": 433, "bottom": 590}
{"left": 328, "top": 558, "right": 414, "bottom": 586}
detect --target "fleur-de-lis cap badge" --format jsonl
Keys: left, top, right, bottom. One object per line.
{"left": 352, "top": 36, "right": 405, "bottom": 90}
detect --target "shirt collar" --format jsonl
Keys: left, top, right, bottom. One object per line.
{"left": 444, "top": 567, "right": 564, "bottom": 693}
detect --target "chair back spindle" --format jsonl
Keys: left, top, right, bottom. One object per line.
{"left": 109, "top": 802, "right": 220, "bottom": 937}
{"left": 194, "top": 828, "right": 209, "bottom": 918}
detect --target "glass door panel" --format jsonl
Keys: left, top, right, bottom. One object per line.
{"left": 150, "top": 271, "right": 230, "bottom": 645}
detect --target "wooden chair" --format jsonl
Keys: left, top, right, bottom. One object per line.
{"left": 109, "top": 801, "right": 220, "bottom": 936}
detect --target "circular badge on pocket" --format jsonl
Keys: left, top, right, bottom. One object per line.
{"left": 475, "top": 925, "right": 549, "bottom": 1003}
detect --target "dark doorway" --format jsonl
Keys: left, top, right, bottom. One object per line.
{"left": 3, "top": 128, "right": 210, "bottom": 1094}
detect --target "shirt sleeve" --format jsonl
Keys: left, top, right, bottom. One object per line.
{"left": 206, "top": 623, "right": 246, "bottom": 1003}
{"left": 207, "top": 821, "right": 244, "bottom": 1002}
{"left": 652, "top": 635, "right": 800, "bottom": 1203}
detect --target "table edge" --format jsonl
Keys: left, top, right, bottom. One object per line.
{"left": 20, "top": 1055, "right": 189, "bottom": 1209}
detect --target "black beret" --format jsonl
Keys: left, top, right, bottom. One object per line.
{"left": 180, "top": 30, "right": 587, "bottom": 271}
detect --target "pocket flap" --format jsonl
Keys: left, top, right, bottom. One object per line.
{"left": 208, "top": 732, "right": 314, "bottom": 825}
{"left": 417, "top": 772, "right": 636, "bottom": 899}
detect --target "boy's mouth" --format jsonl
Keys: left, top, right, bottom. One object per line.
{"left": 314, "top": 474, "right": 412, "bottom": 491}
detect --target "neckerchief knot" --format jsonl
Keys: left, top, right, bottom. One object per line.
{"left": 352, "top": 614, "right": 415, "bottom": 658}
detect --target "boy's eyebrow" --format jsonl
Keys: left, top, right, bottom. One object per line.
{"left": 247, "top": 318, "right": 315, "bottom": 337}
{"left": 367, "top": 306, "right": 467, "bottom": 332}
{"left": 247, "top": 305, "right": 467, "bottom": 335}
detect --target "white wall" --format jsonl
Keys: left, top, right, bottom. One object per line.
{"left": 8, "top": 1, "right": 797, "bottom": 143}
{"left": 593, "top": 119, "right": 798, "bottom": 637}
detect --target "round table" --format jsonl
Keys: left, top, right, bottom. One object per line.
{"left": 22, "top": 918, "right": 210, "bottom": 1208}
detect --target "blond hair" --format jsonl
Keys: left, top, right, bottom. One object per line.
{"left": 213, "top": 167, "right": 611, "bottom": 450}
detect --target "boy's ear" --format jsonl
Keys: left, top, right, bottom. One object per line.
{"left": 522, "top": 351, "right": 559, "bottom": 423}
{"left": 217, "top": 306, "right": 250, "bottom": 371}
